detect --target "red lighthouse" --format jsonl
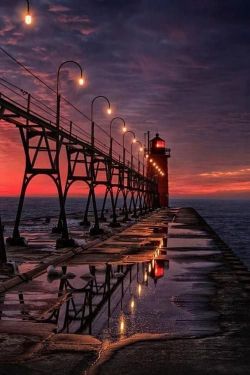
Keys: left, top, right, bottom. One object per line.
{"left": 147, "top": 133, "right": 170, "bottom": 207}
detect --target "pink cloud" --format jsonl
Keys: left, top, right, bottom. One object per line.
{"left": 48, "top": 5, "right": 71, "bottom": 13}
{"left": 80, "top": 27, "right": 98, "bottom": 36}
{"left": 56, "top": 14, "right": 91, "bottom": 24}
{"left": 199, "top": 168, "right": 250, "bottom": 178}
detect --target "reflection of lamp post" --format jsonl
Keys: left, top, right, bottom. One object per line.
{"left": 137, "top": 283, "right": 142, "bottom": 297}
{"left": 25, "top": 0, "right": 32, "bottom": 25}
{"left": 109, "top": 117, "right": 126, "bottom": 157}
{"left": 91, "top": 96, "right": 111, "bottom": 148}
{"left": 130, "top": 295, "right": 135, "bottom": 313}
{"left": 119, "top": 314, "right": 125, "bottom": 335}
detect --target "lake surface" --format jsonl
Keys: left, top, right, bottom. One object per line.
{"left": 0, "top": 197, "right": 249, "bottom": 268}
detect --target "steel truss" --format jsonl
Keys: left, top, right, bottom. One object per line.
{"left": 0, "top": 93, "right": 159, "bottom": 247}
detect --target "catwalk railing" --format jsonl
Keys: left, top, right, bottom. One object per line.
{"left": 0, "top": 79, "right": 160, "bottom": 248}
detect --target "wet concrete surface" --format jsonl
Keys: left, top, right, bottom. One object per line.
{"left": 0, "top": 211, "right": 124, "bottom": 284}
{"left": 0, "top": 207, "right": 249, "bottom": 374}
{"left": 89, "top": 208, "right": 250, "bottom": 375}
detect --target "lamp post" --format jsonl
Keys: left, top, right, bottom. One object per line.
{"left": 122, "top": 130, "right": 136, "bottom": 167}
{"left": 135, "top": 140, "right": 144, "bottom": 174}
{"left": 91, "top": 96, "right": 111, "bottom": 148}
{"left": 130, "top": 140, "right": 143, "bottom": 218}
{"left": 56, "top": 60, "right": 84, "bottom": 130}
{"left": 53, "top": 61, "right": 84, "bottom": 241}
{"left": 25, "top": 0, "right": 32, "bottom": 25}
{"left": 122, "top": 130, "right": 136, "bottom": 221}
{"left": 109, "top": 117, "right": 126, "bottom": 158}
{"left": 56, "top": 60, "right": 84, "bottom": 168}
{"left": 139, "top": 151, "right": 148, "bottom": 214}
{"left": 99, "top": 117, "right": 125, "bottom": 227}
{"left": 109, "top": 117, "right": 126, "bottom": 138}
{"left": 88, "top": 96, "right": 111, "bottom": 235}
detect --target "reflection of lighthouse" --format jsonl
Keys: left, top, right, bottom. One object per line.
{"left": 148, "top": 133, "right": 171, "bottom": 207}
{"left": 149, "top": 259, "right": 165, "bottom": 285}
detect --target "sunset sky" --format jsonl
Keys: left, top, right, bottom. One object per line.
{"left": 0, "top": 0, "right": 250, "bottom": 198}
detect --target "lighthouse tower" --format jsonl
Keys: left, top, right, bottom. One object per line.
{"left": 148, "top": 133, "right": 171, "bottom": 207}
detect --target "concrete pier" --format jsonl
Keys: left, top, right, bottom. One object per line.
{"left": 0, "top": 207, "right": 249, "bottom": 375}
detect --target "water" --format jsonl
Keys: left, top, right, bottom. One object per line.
{"left": 0, "top": 197, "right": 249, "bottom": 268}
{"left": 171, "top": 198, "right": 250, "bottom": 269}
{"left": 0, "top": 197, "right": 91, "bottom": 222}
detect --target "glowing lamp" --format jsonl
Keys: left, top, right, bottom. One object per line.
{"left": 78, "top": 77, "right": 85, "bottom": 86}
{"left": 149, "top": 159, "right": 153, "bottom": 163}
{"left": 132, "top": 138, "right": 136, "bottom": 143}
{"left": 25, "top": 14, "right": 32, "bottom": 25}
{"left": 139, "top": 147, "right": 143, "bottom": 152}
{"left": 122, "top": 126, "right": 127, "bottom": 133}
{"left": 156, "top": 140, "right": 165, "bottom": 148}
{"left": 146, "top": 154, "right": 149, "bottom": 158}
{"left": 107, "top": 108, "right": 112, "bottom": 115}
{"left": 153, "top": 162, "right": 156, "bottom": 166}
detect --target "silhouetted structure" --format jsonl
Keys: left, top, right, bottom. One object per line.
{"left": 0, "top": 85, "right": 160, "bottom": 248}
{"left": 148, "top": 133, "right": 171, "bottom": 207}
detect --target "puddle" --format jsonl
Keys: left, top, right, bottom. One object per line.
{"left": 0, "top": 210, "right": 221, "bottom": 345}
{"left": 0, "top": 245, "right": 169, "bottom": 334}
{"left": 0, "top": 251, "right": 219, "bottom": 341}
{"left": 167, "top": 237, "right": 215, "bottom": 248}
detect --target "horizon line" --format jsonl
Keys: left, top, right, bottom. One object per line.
{"left": 0, "top": 195, "right": 250, "bottom": 200}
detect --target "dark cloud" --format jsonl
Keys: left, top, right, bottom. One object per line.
{"left": 0, "top": 0, "right": 250, "bottom": 196}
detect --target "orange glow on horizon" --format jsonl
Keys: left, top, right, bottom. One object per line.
{"left": 1, "top": 129, "right": 250, "bottom": 199}
{"left": 2, "top": 168, "right": 250, "bottom": 198}
{"left": 2, "top": 170, "right": 250, "bottom": 197}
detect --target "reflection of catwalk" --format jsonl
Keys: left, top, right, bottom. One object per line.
{"left": 0, "top": 251, "right": 169, "bottom": 337}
